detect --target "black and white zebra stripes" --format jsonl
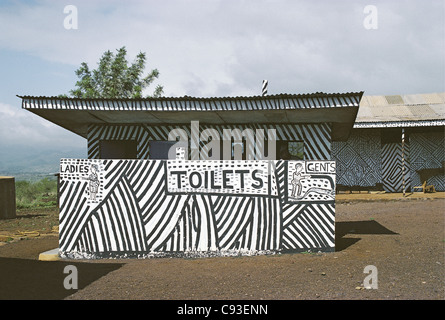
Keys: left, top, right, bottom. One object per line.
{"left": 381, "top": 142, "right": 412, "bottom": 193}
{"left": 332, "top": 129, "right": 445, "bottom": 192}
{"left": 20, "top": 92, "right": 362, "bottom": 112}
{"left": 87, "top": 123, "right": 332, "bottom": 160}
{"left": 59, "top": 159, "right": 336, "bottom": 258}
{"left": 409, "top": 131, "right": 445, "bottom": 191}
{"left": 262, "top": 80, "right": 268, "bottom": 96}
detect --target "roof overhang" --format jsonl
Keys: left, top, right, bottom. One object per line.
{"left": 19, "top": 92, "right": 364, "bottom": 141}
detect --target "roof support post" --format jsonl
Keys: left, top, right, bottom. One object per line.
{"left": 402, "top": 128, "right": 406, "bottom": 197}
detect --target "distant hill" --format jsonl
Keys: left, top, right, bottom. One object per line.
{"left": 0, "top": 144, "right": 86, "bottom": 181}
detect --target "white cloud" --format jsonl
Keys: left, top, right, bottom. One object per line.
{"left": 0, "top": 0, "right": 443, "bottom": 156}
{"left": 0, "top": 0, "right": 442, "bottom": 98}
{"left": 0, "top": 102, "right": 84, "bottom": 148}
{"left": 0, "top": 1, "right": 443, "bottom": 97}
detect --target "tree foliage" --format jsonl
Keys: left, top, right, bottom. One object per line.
{"left": 68, "top": 46, "right": 163, "bottom": 99}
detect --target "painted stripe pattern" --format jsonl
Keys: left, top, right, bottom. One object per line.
{"left": 74, "top": 175, "right": 147, "bottom": 253}
{"left": 332, "top": 128, "right": 445, "bottom": 192}
{"left": 87, "top": 123, "right": 331, "bottom": 160}
{"left": 381, "top": 143, "right": 411, "bottom": 192}
{"left": 302, "top": 124, "right": 331, "bottom": 160}
{"left": 21, "top": 93, "right": 362, "bottom": 111}
{"left": 59, "top": 159, "right": 336, "bottom": 258}
{"left": 354, "top": 120, "right": 445, "bottom": 128}
{"left": 276, "top": 161, "right": 335, "bottom": 251}
{"left": 281, "top": 203, "right": 335, "bottom": 250}
{"left": 262, "top": 80, "right": 268, "bottom": 96}
{"left": 331, "top": 129, "right": 382, "bottom": 187}
{"left": 409, "top": 131, "right": 445, "bottom": 191}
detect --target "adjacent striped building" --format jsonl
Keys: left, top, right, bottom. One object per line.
{"left": 333, "top": 92, "right": 445, "bottom": 192}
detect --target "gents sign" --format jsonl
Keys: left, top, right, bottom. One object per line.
{"left": 287, "top": 160, "right": 336, "bottom": 202}
{"left": 305, "top": 161, "right": 336, "bottom": 174}
{"left": 166, "top": 160, "right": 277, "bottom": 196}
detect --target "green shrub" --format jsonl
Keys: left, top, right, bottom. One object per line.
{"left": 15, "top": 178, "right": 58, "bottom": 210}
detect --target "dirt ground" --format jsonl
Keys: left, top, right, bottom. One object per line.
{"left": 0, "top": 196, "right": 443, "bottom": 302}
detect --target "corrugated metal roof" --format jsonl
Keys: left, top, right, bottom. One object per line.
{"left": 18, "top": 92, "right": 363, "bottom": 112}
{"left": 361, "top": 95, "right": 388, "bottom": 107}
{"left": 385, "top": 95, "right": 404, "bottom": 105}
{"left": 18, "top": 92, "right": 363, "bottom": 141}
{"left": 421, "top": 92, "right": 443, "bottom": 104}
{"left": 402, "top": 94, "right": 426, "bottom": 105}
{"left": 355, "top": 92, "right": 445, "bottom": 128}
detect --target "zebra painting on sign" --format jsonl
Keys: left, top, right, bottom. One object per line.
{"left": 58, "top": 159, "right": 336, "bottom": 259}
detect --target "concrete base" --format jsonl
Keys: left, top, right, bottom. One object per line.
{"left": 38, "top": 248, "right": 60, "bottom": 261}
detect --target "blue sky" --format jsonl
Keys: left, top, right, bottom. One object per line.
{"left": 0, "top": 0, "right": 444, "bottom": 156}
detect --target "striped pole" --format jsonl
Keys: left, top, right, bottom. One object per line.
{"left": 402, "top": 128, "right": 406, "bottom": 197}
{"left": 262, "top": 80, "right": 268, "bottom": 96}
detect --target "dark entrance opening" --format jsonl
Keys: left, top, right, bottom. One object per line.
{"left": 149, "top": 141, "right": 177, "bottom": 159}
{"left": 100, "top": 140, "right": 138, "bottom": 159}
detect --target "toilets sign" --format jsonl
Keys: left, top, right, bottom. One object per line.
{"left": 166, "top": 160, "right": 335, "bottom": 200}
{"left": 166, "top": 160, "right": 277, "bottom": 196}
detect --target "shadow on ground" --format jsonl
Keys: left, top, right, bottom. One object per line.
{"left": 335, "top": 220, "right": 398, "bottom": 251}
{"left": 0, "top": 220, "right": 399, "bottom": 299}
{"left": 0, "top": 257, "right": 123, "bottom": 300}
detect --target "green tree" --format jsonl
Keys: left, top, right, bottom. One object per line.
{"left": 68, "top": 46, "right": 163, "bottom": 99}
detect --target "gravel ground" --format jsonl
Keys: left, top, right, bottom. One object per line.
{"left": 0, "top": 198, "right": 443, "bottom": 301}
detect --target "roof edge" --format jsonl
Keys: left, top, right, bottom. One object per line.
{"left": 16, "top": 91, "right": 364, "bottom": 102}
{"left": 354, "top": 119, "right": 445, "bottom": 128}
